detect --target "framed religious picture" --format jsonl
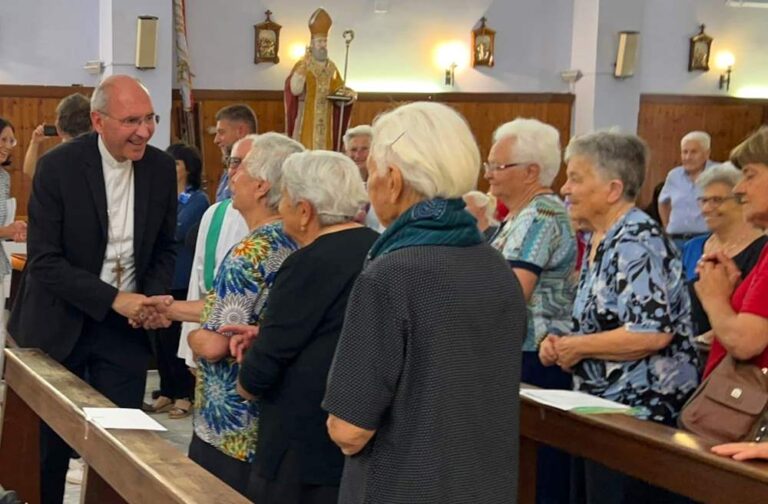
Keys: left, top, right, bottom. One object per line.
{"left": 254, "top": 10, "right": 281, "bottom": 64}
{"left": 688, "top": 24, "right": 713, "bottom": 72}
{"left": 472, "top": 17, "right": 496, "bottom": 68}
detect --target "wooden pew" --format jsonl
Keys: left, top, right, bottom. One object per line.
{"left": 0, "top": 348, "right": 250, "bottom": 504}
{"left": 519, "top": 387, "right": 768, "bottom": 504}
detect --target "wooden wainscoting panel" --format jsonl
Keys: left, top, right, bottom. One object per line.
{"left": 637, "top": 94, "right": 768, "bottom": 207}
{"left": 183, "top": 91, "right": 573, "bottom": 202}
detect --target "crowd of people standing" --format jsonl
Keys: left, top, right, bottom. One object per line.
{"left": 3, "top": 74, "right": 768, "bottom": 503}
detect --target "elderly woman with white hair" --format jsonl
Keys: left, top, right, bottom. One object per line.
{"left": 542, "top": 131, "right": 699, "bottom": 503}
{"left": 343, "top": 124, "right": 373, "bottom": 179}
{"left": 226, "top": 151, "right": 378, "bottom": 504}
{"left": 680, "top": 163, "right": 766, "bottom": 349}
{"left": 485, "top": 117, "right": 577, "bottom": 504}
{"left": 322, "top": 102, "right": 526, "bottom": 504}
{"left": 144, "top": 133, "right": 304, "bottom": 494}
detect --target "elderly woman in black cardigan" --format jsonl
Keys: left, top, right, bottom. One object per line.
{"left": 228, "top": 150, "right": 378, "bottom": 504}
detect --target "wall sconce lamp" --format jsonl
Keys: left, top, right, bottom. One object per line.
{"left": 435, "top": 41, "right": 469, "bottom": 88}
{"left": 715, "top": 51, "right": 735, "bottom": 91}
{"left": 445, "top": 62, "right": 457, "bottom": 86}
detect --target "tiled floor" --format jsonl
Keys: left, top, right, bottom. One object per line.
{"left": 63, "top": 370, "right": 194, "bottom": 503}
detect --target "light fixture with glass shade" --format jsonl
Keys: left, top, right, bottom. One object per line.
{"left": 715, "top": 51, "right": 735, "bottom": 91}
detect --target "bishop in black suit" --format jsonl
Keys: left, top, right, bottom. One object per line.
{"left": 8, "top": 75, "right": 176, "bottom": 504}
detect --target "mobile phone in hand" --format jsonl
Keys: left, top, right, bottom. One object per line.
{"left": 43, "top": 125, "right": 58, "bottom": 136}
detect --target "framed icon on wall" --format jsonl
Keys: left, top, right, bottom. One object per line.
{"left": 254, "top": 10, "right": 281, "bottom": 64}
{"left": 688, "top": 24, "right": 713, "bottom": 72}
{"left": 472, "top": 17, "right": 496, "bottom": 68}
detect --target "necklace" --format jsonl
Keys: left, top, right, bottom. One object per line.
{"left": 704, "top": 232, "right": 759, "bottom": 258}
{"left": 107, "top": 167, "right": 134, "bottom": 288}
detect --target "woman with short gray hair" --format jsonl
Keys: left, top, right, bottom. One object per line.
{"left": 541, "top": 131, "right": 700, "bottom": 503}
{"left": 681, "top": 163, "right": 766, "bottom": 349}
{"left": 233, "top": 150, "right": 379, "bottom": 504}
{"left": 323, "top": 102, "right": 525, "bottom": 503}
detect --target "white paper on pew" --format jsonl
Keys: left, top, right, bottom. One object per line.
{"left": 520, "top": 389, "right": 632, "bottom": 412}
{"left": 83, "top": 407, "right": 167, "bottom": 431}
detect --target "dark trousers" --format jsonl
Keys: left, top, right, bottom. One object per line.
{"left": 571, "top": 458, "right": 694, "bottom": 504}
{"left": 522, "top": 351, "right": 573, "bottom": 504}
{"left": 188, "top": 433, "right": 250, "bottom": 496}
{"left": 40, "top": 312, "right": 151, "bottom": 504}
{"left": 247, "top": 448, "right": 339, "bottom": 504}
{"left": 153, "top": 288, "right": 194, "bottom": 400}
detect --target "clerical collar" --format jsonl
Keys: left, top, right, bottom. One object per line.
{"left": 98, "top": 136, "right": 133, "bottom": 170}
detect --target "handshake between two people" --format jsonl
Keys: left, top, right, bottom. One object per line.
{"left": 111, "top": 292, "right": 261, "bottom": 362}
{"left": 111, "top": 291, "right": 175, "bottom": 330}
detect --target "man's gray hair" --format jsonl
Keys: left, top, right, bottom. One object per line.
{"left": 343, "top": 125, "right": 373, "bottom": 150}
{"left": 243, "top": 133, "right": 305, "bottom": 211}
{"left": 696, "top": 162, "right": 742, "bottom": 190}
{"left": 565, "top": 131, "right": 648, "bottom": 201}
{"left": 681, "top": 131, "right": 711, "bottom": 151}
{"left": 90, "top": 75, "right": 149, "bottom": 113}
{"left": 281, "top": 151, "right": 368, "bottom": 226}
{"left": 369, "top": 102, "right": 480, "bottom": 199}
{"left": 492, "top": 118, "right": 562, "bottom": 186}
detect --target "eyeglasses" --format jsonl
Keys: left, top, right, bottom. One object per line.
{"left": 696, "top": 195, "right": 739, "bottom": 207}
{"left": 226, "top": 157, "right": 243, "bottom": 168}
{"left": 0, "top": 136, "right": 17, "bottom": 148}
{"left": 98, "top": 111, "right": 159, "bottom": 129}
{"left": 482, "top": 161, "right": 530, "bottom": 173}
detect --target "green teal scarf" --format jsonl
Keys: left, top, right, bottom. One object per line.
{"left": 368, "top": 198, "right": 483, "bottom": 260}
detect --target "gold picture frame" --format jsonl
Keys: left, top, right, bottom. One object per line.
{"left": 472, "top": 17, "right": 496, "bottom": 68}
{"left": 688, "top": 24, "right": 713, "bottom": 72}
{"left": 254, "top": 10, "right": 281, "bottom": 64}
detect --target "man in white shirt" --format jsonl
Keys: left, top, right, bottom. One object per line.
{"left": 9, "top": 75, "right": 176, "bottom": 503}
{"left": 176, "top": 136, "right": 252, "bottom": 367}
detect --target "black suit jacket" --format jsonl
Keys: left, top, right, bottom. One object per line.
{"left": 8, "top": 132, "right": 177, "bottom": 362}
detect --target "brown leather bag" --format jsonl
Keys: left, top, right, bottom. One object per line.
{"left": 679, "top": 355, "right": 768, "bottom": 443}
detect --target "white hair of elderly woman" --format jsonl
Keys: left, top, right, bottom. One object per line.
{"left": 681, "top": 130, "right": 711, "bottom": 151}
{"left": 281, "top": 150, "right": 369, "bottom": 226}
{"left": 343, "top": 124, "right": 373, "bottom": 150}
{"left": 242, "top": 132, "right": 305, "bottom": 211}
{"left": 696, "top": 162, "right": 742, "bottom": 190}
{"left": 369, "top": 102, "right": 480, "bottom": 199}
{"left": 492, "top": 118, "right": 562, "bottom": 187}
{"left": 462, "top": 190, "right": 499, "bottom": 225}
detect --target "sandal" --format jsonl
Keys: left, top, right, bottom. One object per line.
{"left": 143, "top": 395, "right": 173, "bottom": 413}
{"left": 168, "top": 398, "right": 192, "bottom": 419}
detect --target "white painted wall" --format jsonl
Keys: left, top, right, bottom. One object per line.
{"left": 640, "top": 0, "right": 768, "bottom": 98}
{"left": 177, "top": 0, "right": 575, "bottom": 93}
{"left": 3, "top": 0, "right": 768, "bottom": 126}
{"left": 0, "top": 0, "right": 100, "bottom": 86}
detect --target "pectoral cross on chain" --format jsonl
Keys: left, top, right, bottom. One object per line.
{"left": 112, "top": 256, "right": 125, "bottom": 288}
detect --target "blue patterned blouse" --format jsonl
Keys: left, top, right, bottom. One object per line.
{"left": 490, "top": 194, "right": 577, "bottom": 351}
{"left": 193, "top": 221, "right": 297, "bottom": 461}
{"left": 570, "top": 208, "right": 699, "bottom": 425}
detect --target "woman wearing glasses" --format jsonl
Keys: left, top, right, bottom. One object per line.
{"left": 485, "top": 118, "right": 577, "bottom": 504}
{"left": 680, "top": 163, "right": 766, "bottom": 356}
